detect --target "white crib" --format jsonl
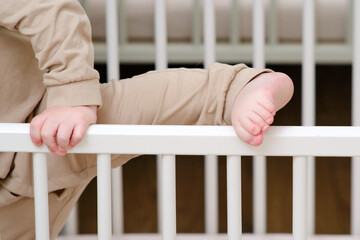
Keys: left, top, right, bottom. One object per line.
{"left": 3, "top": 0, "right": 360, "bottom": 239}
{"left": 3, "top": 124, "right": 360, "bottom": 240}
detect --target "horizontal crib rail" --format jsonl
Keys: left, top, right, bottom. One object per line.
{"left": 2, "top": 123, "right": 360, "bottom": 156}
{"left": 93, "top": 42, "right": 354, "bottom": 64}
{"left": 2, "top": 123, "right": 360, "bottom": 240}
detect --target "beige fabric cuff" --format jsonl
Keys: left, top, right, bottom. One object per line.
{"left": 223, "top": 67, "right": 273, "bottom": 125}
{"left": 46, "top": 79, "right": 102, "bottom": 108}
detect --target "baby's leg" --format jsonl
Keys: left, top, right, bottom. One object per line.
{"left": 231, "top": 72, "right": 294, "bottom": 146}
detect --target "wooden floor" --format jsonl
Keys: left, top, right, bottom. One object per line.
{"left": 76, "top": 64, "right": 352, "bottom": 235}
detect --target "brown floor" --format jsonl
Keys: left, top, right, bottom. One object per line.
{"left": 78, "top": 63, "right": 352, "bottom": 234}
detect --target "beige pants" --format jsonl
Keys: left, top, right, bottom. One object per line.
{"left": 0, "top": 63, "right": 267, "bottom": 239}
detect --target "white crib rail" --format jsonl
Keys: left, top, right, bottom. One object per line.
{"left": 3, "top": 124, "right": 360, "bottom": 239}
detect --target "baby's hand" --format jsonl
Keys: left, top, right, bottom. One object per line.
{"left": 231, "top": 72, "right": 293, "bottom": 146}
{"left": 30, "top": 105, "right": 97, "bottom": 156}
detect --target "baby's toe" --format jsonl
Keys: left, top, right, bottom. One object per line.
{"left": 242, "top": 111, "right": 269, "bottom": 134}
{"left": 239, "top": 115, "right": 262, "bottom": 135}
{"left": 254, "top": 105, "right": 274, "bottom": 125}
{"left": 233, "top": 120, "right": 264, "bottom": 146}
{"left": 249, "top": 134, "right": 263, "bottom": 146}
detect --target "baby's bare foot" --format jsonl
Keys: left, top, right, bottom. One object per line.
{"left": 231, "top": 72, "right": 294, "bottom": 146}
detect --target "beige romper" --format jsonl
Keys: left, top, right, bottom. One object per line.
{"left": 0, "top": 0, "right": 270, "bottom": 239}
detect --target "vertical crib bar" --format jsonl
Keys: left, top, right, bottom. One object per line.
{"left": 230, "top": 0, "right": 239, "bottom": 45}
{"left": 205, "top": 155, "right": 218, "bottom": 234}
{"left": 112, "top": 166, "right": 123, "bottom": 234}
{"left": 269, "top": 0, "right": 278, "bottom": 45}
{"left": 154, "top": 0, "right": 168, "bottom": 232}
{"left": 192, "top": 0, "right": 201, "bottom": 46}
{"left": 204, "top": 0, "right": 216, "bottom": 68}
{"left": 203, "top": 0, "right": 218, "bottom": 234}
{"left": 253, "top": 0, "right": 266, "bottom": 234}
{"left": 351, "top": 0, "right": 360, "bottom": 235}
{"left": 227, "top": 156, "right": 242, "bottom": 240}
{"left": 157, "top": 155, "right": 163, "bottom": 232}
{"left": 302, "top": 0, "right": 316, "bottom": 126}
{"left": 106, "top": 0, "right": 123, "bottom": 234}
{"left": 253, "top": 0, "right": 265, "bottom": 69}
{"left": 161, "top": 155, "right": 177, "bottom": 240}
{"left": 253, "top": 156, "right": 266, "bottom": 234}
{"left": 118, "top": 0, "right": 128, "bottom": 45}
{"left": 302, "top": 0, "right": 316, "bottom": 235}
{"left": 293, "top": 156, "right": 308, "bottom": 240}
{"left": 97, "top": 154, "right": 112, "bottom": 240}
{"left": 33, "top": 153, "right": 50, "bottom": 240}
{"left": 155, "top": 0, "right": 168, "bottom": 70}
{"left": 106, "top": 0, "right": 120, "bottom": 81}
{"left": 307, "top": 156, "right": 315, "bottom": 235}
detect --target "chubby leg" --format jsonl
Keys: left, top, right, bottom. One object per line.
{"left": 96, "top": 64, "right": 292, "bottom": 147}
{"left": 231, "top": 72, "right": 294, "bottom": 146}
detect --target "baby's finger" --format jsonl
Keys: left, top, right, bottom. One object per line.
{"left": 56, "top": 122, "right": 75, "bottom": 155}
{"left": 30, "top": 114, "right": 47, "bottom": 147}
{"left": 68, "top": 123, "right": 88, "bottom": 149}
{"left": 40, "top": 121, "right": 60, "bottom": 154}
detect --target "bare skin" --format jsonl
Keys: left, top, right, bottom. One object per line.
{"left": 30, "top": 105, "right": 97, "bottom": 156}
{"left": 29, "top": 71, "right": 293, "bottom": 154}
{"left": 231, "top": 72, "right": 294, "bottom": 146}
